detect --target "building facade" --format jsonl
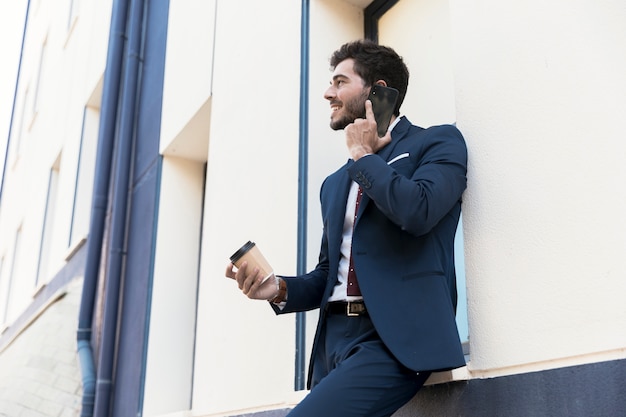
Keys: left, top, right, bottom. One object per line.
{"left": 1, "top": 0, "right": 625, "bottom": 416}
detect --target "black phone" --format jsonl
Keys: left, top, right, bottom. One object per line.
{"left": 367, "top": 85, "right": 399, "bottom": 137}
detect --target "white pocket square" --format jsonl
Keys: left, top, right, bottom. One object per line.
{"left": 387, "top": 153, "right": 409, "bottom": 165}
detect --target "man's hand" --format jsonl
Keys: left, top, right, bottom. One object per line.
{"left": 345, "top": 100, "right": 392, "bottom": 160}
{"left": 225, "top": 262, "right": 278, "bottom": 301}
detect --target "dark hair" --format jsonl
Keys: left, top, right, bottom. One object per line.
{"left": 330, "top": 39, "right": 409, "bottom": 116}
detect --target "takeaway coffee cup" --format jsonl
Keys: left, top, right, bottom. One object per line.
{"left": 229, "top": 241, "right": 274, "bottom": 283}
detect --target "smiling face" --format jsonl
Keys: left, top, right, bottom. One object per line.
{"left": 324, "top": 59, "right": 370, "bottom": 131}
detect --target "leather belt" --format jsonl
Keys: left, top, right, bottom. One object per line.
{"left": 326, "top": 301, "right": 368, "bottom": 317}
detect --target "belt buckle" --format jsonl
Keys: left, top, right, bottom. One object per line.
{"left": 346, "top": 302, "right": 364, "bottom": 317}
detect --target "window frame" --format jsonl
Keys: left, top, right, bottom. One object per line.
{"left": 364, "top": 0, "right": 400, "bottom": 42}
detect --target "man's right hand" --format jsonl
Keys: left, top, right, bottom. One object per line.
{"left": 345, "top": 99, "right": 393, "bottom": 160}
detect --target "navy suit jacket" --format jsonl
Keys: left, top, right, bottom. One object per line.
{"left": 274, "top": 117, "right": 468, "bottom": 387}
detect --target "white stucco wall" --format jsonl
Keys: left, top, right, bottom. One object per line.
{"left": 189, "top": 0, "right": 303, "bottom": 414}
{"left": 451, "top": 0, "right": 626, "bottom": 376}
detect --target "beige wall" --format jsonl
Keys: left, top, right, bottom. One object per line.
{"left": 194, "top": 0, "right": 302, "bottom": 411}
{"left": 4, "top": 0, "right": 624, "bottom": 416}
{"left": 451, "top": 0, "right": 626, "bottom": 376}
{"left": 379, "top": 0, "right": 456, "bottom": 127}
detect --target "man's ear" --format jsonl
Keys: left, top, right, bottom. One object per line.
{"left": 374, "top": 79, "right": 388, "bottom": 87}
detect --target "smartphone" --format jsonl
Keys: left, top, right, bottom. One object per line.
{"left": 367, "top": 85, "right": 399, "bottom": 137}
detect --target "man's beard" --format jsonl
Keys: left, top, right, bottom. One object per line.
{"left": 330, "top": 89, "right": 369, "bottom": 131}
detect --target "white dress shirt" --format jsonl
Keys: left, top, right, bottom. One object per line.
{"left": 327, "top": 116, "right": 403, "bottom": 302}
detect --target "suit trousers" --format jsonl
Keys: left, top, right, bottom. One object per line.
{"left": 287, "top": 313, "right": 430, "bottom": 417}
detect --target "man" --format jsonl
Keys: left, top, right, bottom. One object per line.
{"left": 226, "top": 40, "right": 468, "bottom": 417}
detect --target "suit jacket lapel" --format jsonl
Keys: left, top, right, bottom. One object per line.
{"left": 377, "top": 116, "right": 411, "bottom": 162}
{"left": 328, "top": 160, "right": 352, "bottom": 260}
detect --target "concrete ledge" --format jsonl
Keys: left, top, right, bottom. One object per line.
{"left": 223, "top": 358, "right": 626, "bottom": 416}
{"left": 230, "top": 410, "right": 291, "bottom": 417}
{"left": 394, "top": 358, "right": 626, "bottom": 417}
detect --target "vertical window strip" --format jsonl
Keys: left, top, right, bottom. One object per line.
{"left": 69, "top": 108, "right": 87, "bottom": 247}
{"left": 33, "top": 37, "right": 47, "bottom": 115}
{"left": 67, "top": 0, "right": 79, "bottom": 31}
{"left": 35, "top": 155, "right": 61, "bottom": 288}
{"left": 5, "top": 227, "right": 22, "bottom": 323}
{"left": 0, "top": 256, "right": 5, "bottom": 325}
{"left": 13, "top": 87, "right": 30, "bottom": 161}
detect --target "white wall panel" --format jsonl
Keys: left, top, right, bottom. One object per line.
{"left": 450, "top": 0, "right": 626, "bottom": 375}
{"left": 193, "top": 0, "right": 302, "bottom": 414}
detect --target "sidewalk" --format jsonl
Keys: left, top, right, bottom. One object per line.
{"left": 0, "top": 279, "right": 83, "bottom": 417}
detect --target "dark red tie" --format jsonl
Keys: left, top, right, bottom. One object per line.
{"left": 347, "top": 187, "right": 363, "bottom": 296}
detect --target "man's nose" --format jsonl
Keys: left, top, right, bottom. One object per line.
{"left": 324, "top": 86, "right": 335, "bottom": 101}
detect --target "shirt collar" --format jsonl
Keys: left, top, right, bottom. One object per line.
{"left": 388, "top": 115, "right": 403, "bottom": 133}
